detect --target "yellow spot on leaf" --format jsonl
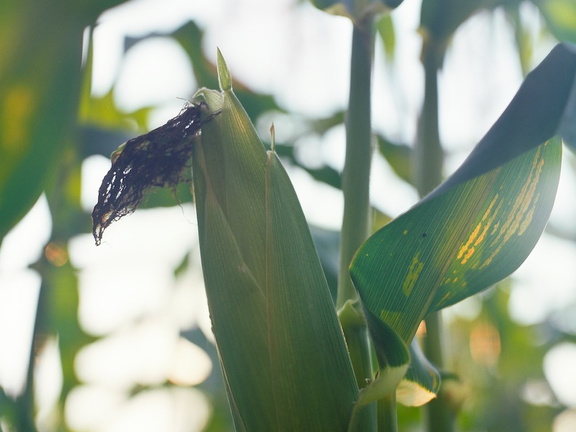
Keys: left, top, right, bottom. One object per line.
{"left": 402, "top": 252, "right": 424, "bottom": 297}
{"left": 481, "top": 194, "right": 499, "bottom": 221}
{"left": 458, "top": 223, "right": 481, "bottom": 261}
{"left": 461, "top": 247, "right": 475, "bottom": 264}
{"left": 457, "top": 194, "right": 503, "bottom": 265}
{"left": 481, "top": 146, "right": 545, "bottom": 268}
{"left": 1, "top": 86, "right": 35, "bottom": 153}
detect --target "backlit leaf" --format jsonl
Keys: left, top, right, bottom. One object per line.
{"left": 351, "top": 43, "right": 576, "bottom": 350}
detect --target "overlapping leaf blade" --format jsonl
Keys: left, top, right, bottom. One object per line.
{"left": 399, "top": 340, "right": 441, "bottom": 406}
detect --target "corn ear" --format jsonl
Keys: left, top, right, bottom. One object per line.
{"left": 191, "top": 52, "right": 358, "bottom": 432}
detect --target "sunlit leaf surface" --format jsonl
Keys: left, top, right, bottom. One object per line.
{"left": 352, "top": 139, "right": 561, "bottom": 343}
{"left": 351, "top": 43, "right": 576, "bottom": 348}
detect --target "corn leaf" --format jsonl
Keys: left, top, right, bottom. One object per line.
{"left": 350, "top": 43, "right": 576, "bottom": 379}
{"left": 398, "top": 340, "right": 440, "bottom": 406}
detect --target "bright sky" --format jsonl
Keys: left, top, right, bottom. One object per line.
{"left": 1, "top": 0, "right": 576, "bottom": 431}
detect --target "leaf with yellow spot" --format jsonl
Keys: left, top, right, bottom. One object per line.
{"left": 352, "top": 139, "right": 560, "bottom": 344}
{"left": 402, "top": 252, "right": 424, "bottom": 297}
{"left": 351, "top": 42, "right": 576, "bottom": 353}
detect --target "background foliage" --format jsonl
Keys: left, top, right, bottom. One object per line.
{"left": 1, "top": 0, "right": 576, "bottom": 431}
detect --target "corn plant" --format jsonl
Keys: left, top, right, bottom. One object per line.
{"left": 91, "top": 40, "right": 576, "bottom": 431}
{"left": 2, "top": 0, "right": 576, "bottom": 431}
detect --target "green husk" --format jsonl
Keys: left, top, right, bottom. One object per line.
{"left": 191, "top": 52, "right": 358, "bottom": 432}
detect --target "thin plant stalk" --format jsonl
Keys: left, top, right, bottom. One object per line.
{"left": 423, "top": 313, "right": 454, "bottom": 432}
{"left": 416, "top": 37, "right": 454, "bottom": 432}
{"left": 415, "top": 39, "right": 443, "bottom": 195}
{"left": 338, "top": 18, "right": 374, "bottom": 311}
{"left": 338, "top": 16, "right": 379, "bottom": 431}
{"left": 15, "top": 281, "right": 45, "bottom": 432}
{"left": 377, "top": 394, "right": 398, "bottom": 432}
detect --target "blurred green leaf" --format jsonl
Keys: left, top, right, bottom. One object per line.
{"left": 535, "top": 0, "right": 576, "bottom": 44}
{"left": 80, "top": 88, "right": 152, "bottom": 134}
{"left": 0, "top": 386, "right": 15, "bottom": 428}
{"left": 273, "top": 142, "right": 343, "bottom": 189}
{"left": 448, "top": 284, "right": 562, "bottom": 431}
{"left": 505, "top": 4, "right": 535, "bottom": 75}
{"left": 376, "top": 14, "right": 396, "bottom": 61}
{"left": 0, "top": 0, "right": 125, "bottom": 242}
{"left": 308, "top": 109, "right": 346, "bottom": 134}
{"left": 42, "top": 258, "right": 94, "bottom": 397}
{"left": 191, "top": 53, "right": 358, "bottom": 431}
{"left": 309, "top": 225, "right": 341, "bottom": 298}
{"left": 376, "top": 135, "right": 412, "bottom": 184}
{"left": 33, "top": 137, "right": 96, "bottom": 431}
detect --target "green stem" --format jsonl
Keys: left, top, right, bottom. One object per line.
{"left": 423, "top": 313, "right": 454, "bottom": 432}
{"left": 337, "top": 20, "right": 373, "bottom": 310}
{"left": 415, "top": 38, "right": 443, "bottom": 196}
{"left": 416, "top": 37, "right": 454, "bottom": 432}
{"left": 15, "top": 281, "right": 45, "bottom": 432}
{"left": 377, "top": 394, "right": 398, "bottom": 432}
{"left": 338, "top": 18, "right": 377, "bottom": 432}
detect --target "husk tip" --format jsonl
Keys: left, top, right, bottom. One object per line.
{"left": 216, "top": 48, "right": 233, "bottom": 91}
